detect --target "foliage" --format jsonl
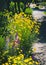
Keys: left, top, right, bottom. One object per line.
{"left": 0, "top": 50, "right": 9, "bottom": 65}
{"left": 20, "top": 2, "right": 24, "bottom": 12}
{"left": 0, "top": 11, "right": 9, "bottom": 36}
{"left": 0, "top": 11, "right": 9, "bottom": 65}
{"left": 2, "top": 54, "right": 39, "bottom": 65}
{"left": 41, "top": 2, "right": 46, "bottom": 6}
{"left": 0, "top": 36, "right": 6, "bottom": 64}
{"left": 9, "top": 1, "right": 15, "bottom": 13}
{"left": 0, "top": 36, "right": 6, "bottom": 50}
{"left": 25, "top": 8, "right": 33, "bottom": 15}
{"left": 9, "top": 1, "right": 25, "bottom": 13}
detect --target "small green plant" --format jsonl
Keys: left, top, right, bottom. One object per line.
{"left": 44, "top": 11, "right": 46, "bottom": 14}
{"left": 25, "top": 8, "right": 33, "bottom": 15}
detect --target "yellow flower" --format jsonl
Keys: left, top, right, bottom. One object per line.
{"left": 35, "top": 30, "right": 39, "bottom": 34}
{"left": 21, "top": 63, "right": 24, "bottom": 65}
{"left": 32, "top": 48, "right": 36, "bottom": 52}
{"left": 33, "top": 61, "right": 35, "bottom": 63}
{"left": 29, "top": 57, "right": 32, "bottom": 60}
{"left": 19, "top": 51, "right": 21, "bottom": 54}
{"left": 8, "top": 56, "right": 12, "bottom": 59}
{"left": 20, "top": 50, "right": 23, "bottom": 52}
{"left": 36, "top": 62, "right": 39, "bottom": 65}
{"left": 30, "top": 56, "right": 32, "bottom": 58}
{"left": 34, "top": 21, "right": 37, "bottom": 24}
{"left": 5, "top": 63, "right": 9, "bottom": 65}
{"left": 20, "top": 54, "right": 24, "bottom": 58}
{"left": 28, "top": 26, "right": 31, "bottom": 29}
{"left": 24, "top": 14, "right": 26, "bottom": 17}
{"left": 24, "top": 59, "right": 29, "bottom": 63}
{"left": 29, "top": 62, "right": 33, "bottom": 64}
{"left": 21, "top": 12, "right": 24, "bottom": 15}
{"left": 2, "top": 64, "right": 5, "bottom": 65}
{"left": 17, "top": 57, "right": 21, "bottom": 60}
{"left": 13, "top": 59, "right": 17, "bottom": 63}
{"left": 16, "top": 47, "right": 19, "bottom": 50}
{"left": 20, "top": 24, "right": 23, "bottom": 27}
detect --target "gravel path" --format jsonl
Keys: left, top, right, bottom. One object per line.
{"left": 32, "top": 10, "right": 46, "bottom": 65}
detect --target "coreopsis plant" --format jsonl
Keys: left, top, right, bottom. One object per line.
{"left": 7, "top": 12, "right": 40, "bottom": 56}
{"left": 2, "top": 54, "right": 40, "bottom": 65}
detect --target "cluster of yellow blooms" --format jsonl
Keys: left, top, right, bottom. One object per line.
{"left": 2, "top": 54, "right": 39, "bottom": 65}
{"left": 8, "top": 12, "right": 40, "bottom": 41}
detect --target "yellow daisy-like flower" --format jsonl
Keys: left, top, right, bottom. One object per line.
{"left": 20, "top": 50, "right": 23, "bottom": 52}
{"left": 28, "top": 51, "right": 31, "bottom": 53}
{"left": 16, "top": 47, "right": 19, "bottom": 50}
{"left": 32, "top": 48, "right": 36, "bottom": 52}
{"left": 29, "top": 57, "right": 32, "bottom": 60}
{"left": 5, "top": 63, "right": 9, "bottom": 65}
{"left": 36, "top": 62, "right": 39, "bottom": 65}
{"left": 29, "top": 62, "right": 33, "bottom": 64}
{"left": 24, "top": 59, "right": 29, "bottom": 63}
{"left": 17, "top": 57, "right": 21, "bottom": 60}
{"left": 20, "top": 54, "right": 24, "bottom": 59}
{"left": 13, "top": 59, "right": 17, "bottom": 63}
{"left": 12, "top": 64, "right": 16, "bottom": 65}
{"left": 2, "top": 64, "right": 5, "bottom": 65}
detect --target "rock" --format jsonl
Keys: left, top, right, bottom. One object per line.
{"left": 32, "top": 10, "right": 46, "bottom": 22}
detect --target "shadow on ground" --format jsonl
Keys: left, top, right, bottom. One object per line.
{"left": 32, "top": 8, "right": 46, "bottom": 12}
{"left": 38, "top": 16, "right": 46, "bottom": 43}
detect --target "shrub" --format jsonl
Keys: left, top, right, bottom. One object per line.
{"left": 25, "top": 8, "right": 33, "bottom": 15}
{"left": 6, "top": 12, "right": 40, "bottom": 56}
